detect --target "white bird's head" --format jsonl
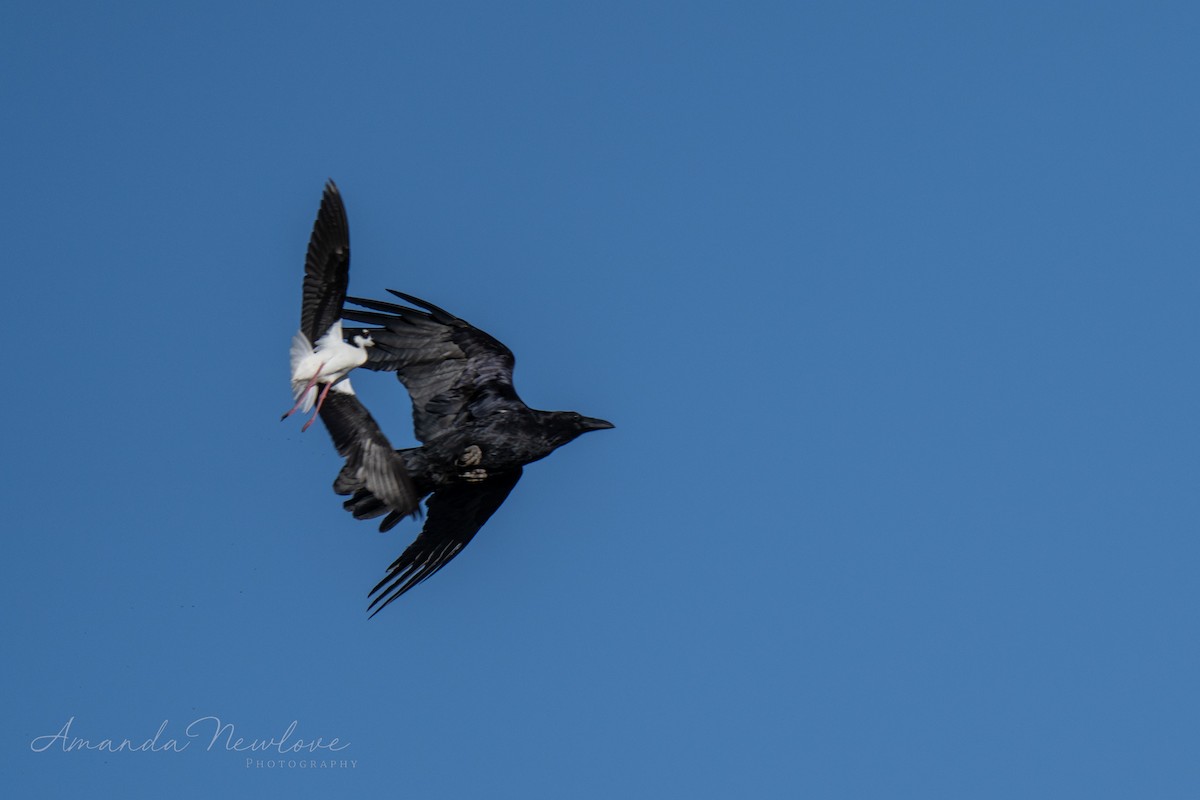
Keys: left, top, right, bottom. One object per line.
{"left": 352, "top": 333, "right": 375, "bottom": 348}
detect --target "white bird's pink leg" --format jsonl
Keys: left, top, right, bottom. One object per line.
{"left": 280, "top": 362, "right": 326, "bottom": 421}
{"left": 301, "top": 379, "right": 337, "bottom": 432}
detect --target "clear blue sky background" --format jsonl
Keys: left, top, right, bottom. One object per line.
{"left": 3, "top": 2, "right": 1198, "bottom": 797}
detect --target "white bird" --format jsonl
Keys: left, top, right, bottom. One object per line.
{"left": 286, "top": 180, "right": 417, "bottom": 517}
{"left": 281, "top": 180, "right": 373, "bottom": 432}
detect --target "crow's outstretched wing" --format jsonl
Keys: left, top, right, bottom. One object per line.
{"left": 300, "top": 181, "right": 351, "bottom": 345}
{"left": 318, "top": 391, "right": 420, "bottom": 521}
{"left": 367, "top": 469, "right": 522, "bottom": 617}
{"left": 343, "top": 291, "right": 526, "bottom": 443}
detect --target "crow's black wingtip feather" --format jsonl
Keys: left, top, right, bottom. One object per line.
{"left": 366, "top": 590, "right": 404, "bottom": 619}
{"left": 345, "top": 295, "right": 411, "bottom": 315}
{"left": 385, "top": 290, "right": 458, "bottom": 322}
{"left": 366, "top": 589, "right": 399, "bottom": 618}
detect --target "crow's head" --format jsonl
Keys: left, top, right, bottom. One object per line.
{"left": 543, "top": 411, "right": 615, "bottom": 448}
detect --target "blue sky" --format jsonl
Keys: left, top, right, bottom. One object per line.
{"left": 3, "top": 2, "right": 1199, "bottom": 797}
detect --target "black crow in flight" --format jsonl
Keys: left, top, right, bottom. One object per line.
{"left": 302, "top": 182, "right": 613, "bottom": 616}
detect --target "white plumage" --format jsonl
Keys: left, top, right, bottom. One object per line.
{"left": 283, "top": 321, "right": 374, "bottom": 431}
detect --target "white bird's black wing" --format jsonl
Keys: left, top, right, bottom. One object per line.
{"left": 367, "top": 468, "right": 522, "bottom": 617}
{"left": 342, "top": 291, "right": 526, "bottom": 443}
{"left": 291, "top": 182, "right": 416, "bottom": 518}
{"left": 300, "top": 181, "right": 351, "bottom": 344}
{"left": 318, "top": 392, "right": 420, "bottom": 521}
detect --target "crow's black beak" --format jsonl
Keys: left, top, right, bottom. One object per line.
{"left": 579, "top": 416, "right": 615, "bottom": 432}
